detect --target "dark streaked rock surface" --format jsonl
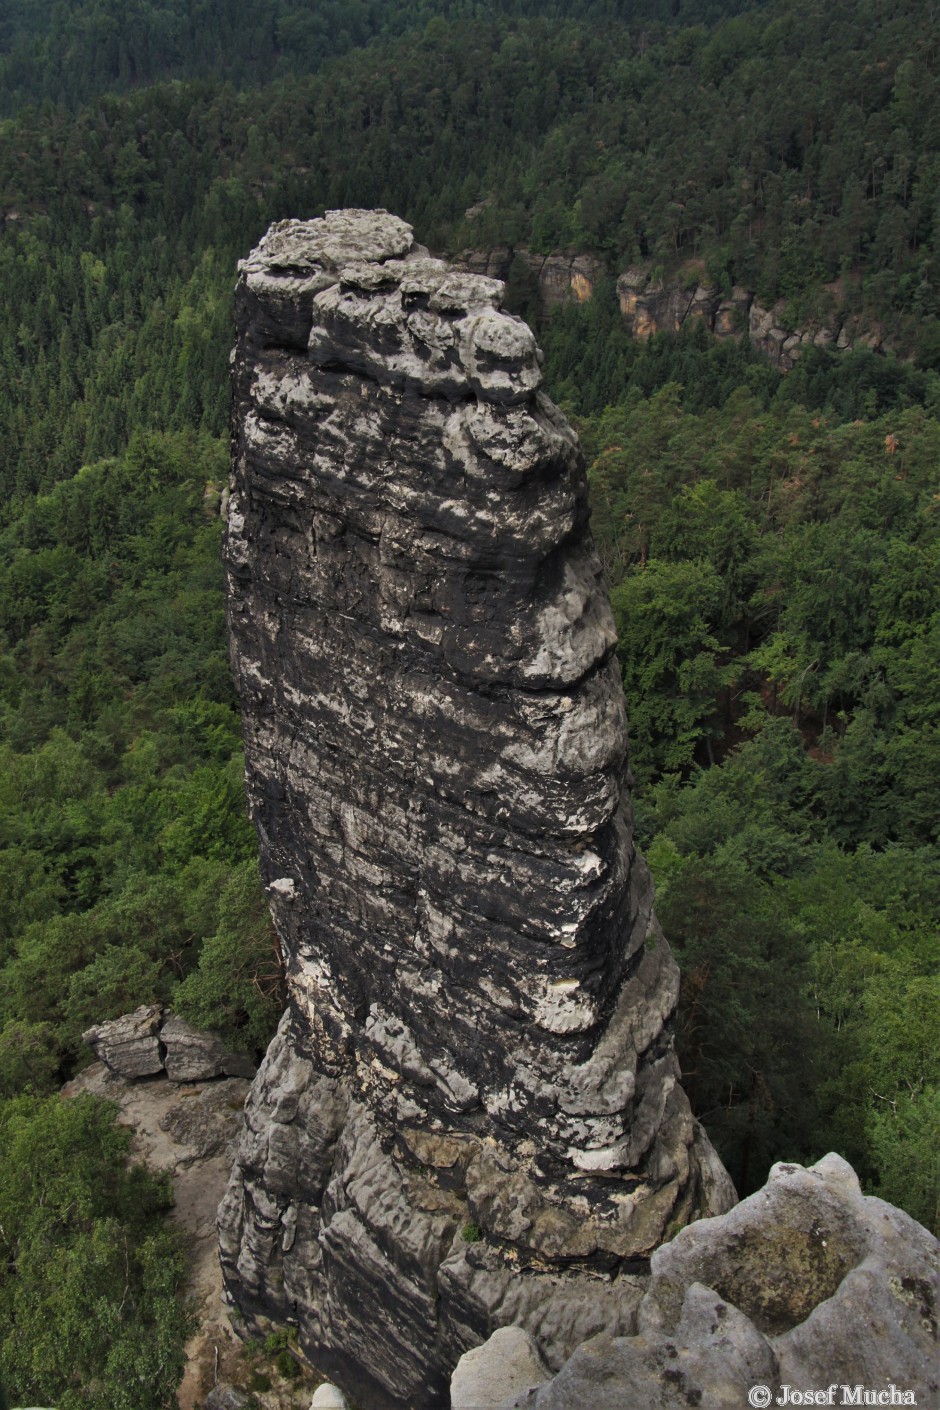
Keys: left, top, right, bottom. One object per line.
{"left": 220, "top": 209, "right": 735, "bottom": 1410}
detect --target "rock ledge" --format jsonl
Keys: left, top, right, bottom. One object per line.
{"left": 465, "top": 1155, "right": 939, "bottom": 1410}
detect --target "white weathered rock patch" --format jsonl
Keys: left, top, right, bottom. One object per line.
{"left": 221, "top": 208, "right": 734, "bottom": 1410}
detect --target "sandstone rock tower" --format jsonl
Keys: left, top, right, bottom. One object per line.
{"left": 220, "top": 209, "right": 734, "bottom": 1409}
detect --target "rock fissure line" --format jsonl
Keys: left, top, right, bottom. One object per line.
{"left": 220, "top": 209, "right": 735, "bottom": 1410}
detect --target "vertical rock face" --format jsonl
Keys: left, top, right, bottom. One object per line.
{"left": 220, "top": 209, "right": 734, "bottom": 1410}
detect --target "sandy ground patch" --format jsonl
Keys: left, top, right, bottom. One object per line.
{"left": 63, "top": 1064, "right": 252, "bottom": 1407}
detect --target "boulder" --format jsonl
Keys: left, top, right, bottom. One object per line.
{"left": 501, "top": 1155, "right": 939, "bottom": 1409}
{"left": 82, "top": 1008, "right": 256, "bottom": 1084}
{"left": 161, "top": 1015, "right": 256, "bottom": 1083}
{"left": 503, "top": 1285, "right": 775, "bottom": 1410}
{"left": 451, "top": 1327, "right": 550, "bottom": 1408}
{"left": 82, "top": 1003, "right": 163, "bottom": 1079}
{"left": 204, "top": 1387, "right": 252, "bottom": 1410}
{"left": 310, "top": 1385, "right": 350, "bottom": 1408}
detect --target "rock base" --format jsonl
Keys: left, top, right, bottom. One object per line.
{"left": 485, "top": 1155, "right": 939, "bottom": 1410}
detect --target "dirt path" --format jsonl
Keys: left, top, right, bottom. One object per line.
{"left": 63, "top": 1064, "right": 252, "bottom": 1408}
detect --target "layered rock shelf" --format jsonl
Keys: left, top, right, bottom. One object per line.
{"left": 456, "top": 246, "right": 883, "bottom": 370}
{"left": 219, "top": 208, "right": 735, "bottom": 1410}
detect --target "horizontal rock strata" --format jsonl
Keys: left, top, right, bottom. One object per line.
{"left": 220, "top": 209, "right": 735, "bottom": 1410}
{"left": 83, "top": 1006, "right": 256, "bottom": 1083}
{"left": 457, "top": 246, "right": 884, "bottom": 370}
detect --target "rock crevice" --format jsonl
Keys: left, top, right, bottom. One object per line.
{"left": 83, "top": 1005, "right": 257, "bottom": 1083}
{"left": 220, "top": 209, "right": 734, "bottom": 1409}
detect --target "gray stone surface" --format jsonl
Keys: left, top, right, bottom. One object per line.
{"left": 220, "top": 208, "right": 735, "bottom": 1410}
{"left": 158, "top": 1076, "right": 252, "bottom": 1162}
{"left": 309, "top": 1385, "right": 350, "bottom": 1408}
{"left": 83, "top": 1003, "right": 164, "bottom": 1078}
{"left": 505, "top": 1285, "right": 776, "bottom": 1410}
{"left": 162, "top": 1014, "right": 257, "bottom": 1082}
{"left": 503, "top": 1154, "right": 939, "bottom": 1410}
{"left": 451, "top": 1327, "right": 550, "bottom": 1409}
{"left": 82, "top": 1007, "right": 257, "bottom": 1084}
{"left": 204, "top": 1386, "right": 252, "bottom": 1410}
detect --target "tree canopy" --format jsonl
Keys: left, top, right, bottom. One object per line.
{"left": 0, "top": 0, "right": 937, "bottom": 1400}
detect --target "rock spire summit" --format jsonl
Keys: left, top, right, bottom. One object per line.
{"left": 220, "top": 209, "right": 734, "bottom": 1409}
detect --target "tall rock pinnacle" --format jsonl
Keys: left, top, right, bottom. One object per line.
{"left": 220, "top": 209, "right": 735, "bottom": 1409}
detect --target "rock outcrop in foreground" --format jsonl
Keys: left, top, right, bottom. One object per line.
{"left": 462, "top": 1154, "right": 937, "bottom": 1410}
{"left": 220, "top": 208, "right": 734, "bottom": 1410}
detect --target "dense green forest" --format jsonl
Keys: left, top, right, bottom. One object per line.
{"left": 0, "top": 0, "right": 771, "bottom": 113}
{"left": 0, "top": 0, "right": 937, "bottom": 1403}
{"left": 2, "top": 0, "right": 940, "bottom": 503}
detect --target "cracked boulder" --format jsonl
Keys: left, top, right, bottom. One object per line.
{"left": 83, "top": 1007, "right": 256, "bottom": 1083}
{"left": 83, "top": 1004, "right": 164, "bottom": 1079}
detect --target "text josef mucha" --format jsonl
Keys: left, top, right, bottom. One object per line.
{"left": 749, "top": 1385, "right": 921, "bottom": 1407}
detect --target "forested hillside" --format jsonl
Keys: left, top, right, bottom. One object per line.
{"left": 0, "top": 0, "right": 770, "bottom": 114}
{"left": 0, "top": 1, "right": 937, "bottom": 1403}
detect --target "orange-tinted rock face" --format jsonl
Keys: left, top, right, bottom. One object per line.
{"left": 460, "top": 250, "right": 880, "bottom": 370}
{"left": 570, "top": 271, "right": 593, "bottom": 302}
{"left": 456, "top": 248, "right": 604, "bottom": 315}
{"left": 615, "top": 267, "right": 726, "bottom": 341}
